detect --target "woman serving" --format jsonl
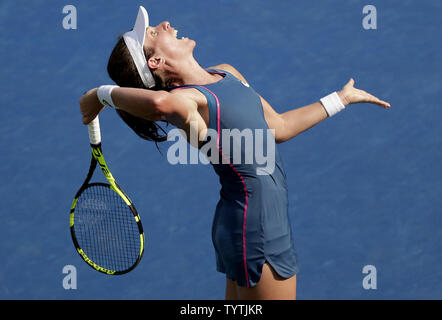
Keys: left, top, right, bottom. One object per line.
{"left": 79, "top": 6, "right": 390, "bottom": 300}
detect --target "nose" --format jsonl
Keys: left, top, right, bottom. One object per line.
{"left": 160, "top": 21, "right": 171, "bottom": 30}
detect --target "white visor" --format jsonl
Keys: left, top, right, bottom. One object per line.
{"left": 123, "top": 6, "right": 155, "bottom": 88}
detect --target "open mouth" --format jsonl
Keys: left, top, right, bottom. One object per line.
{"left": 174, "top": 29, "right": 188, "bottom": 40}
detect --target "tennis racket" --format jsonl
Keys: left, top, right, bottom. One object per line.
{"left": 69, "top": 115, "right": 145, "bottom": 275}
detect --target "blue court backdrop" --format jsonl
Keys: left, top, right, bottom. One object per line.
{"left": 0, "top": 0, "right": 441, "bottom": 299}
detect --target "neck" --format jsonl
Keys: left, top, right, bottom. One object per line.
{"left": 162, "top": 56, "right": 221, "bottom": 87}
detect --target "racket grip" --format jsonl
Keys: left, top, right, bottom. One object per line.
{"left": 88, "top": 116, "right": 102, "bottom": 145}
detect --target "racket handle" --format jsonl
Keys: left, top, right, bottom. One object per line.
{"left": 88, "top": 116, "right": 102, "bottom": 145}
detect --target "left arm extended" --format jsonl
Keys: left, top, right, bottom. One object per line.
{"left": 213, "top": 64, "right": 390, "bottom": 144}
{"left": 261, "top": 96, "right": 329, "bottom": 143}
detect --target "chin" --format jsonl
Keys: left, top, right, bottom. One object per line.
{"left": 184, "top": 38, "right": 196, "bottom": 51}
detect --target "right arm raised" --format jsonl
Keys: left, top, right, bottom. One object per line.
{"left": 79, "top": 87, "right": 196, "bottom": 126}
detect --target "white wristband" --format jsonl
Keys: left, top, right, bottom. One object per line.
{"left": 320, "top": 92, "right": 345, "bottom": 117}
{"left": 97, "top": 85, "right": 119, "bottom": 108}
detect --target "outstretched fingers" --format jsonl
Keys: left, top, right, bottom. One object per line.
{"left": 363, "top": 90, "right": 391, "bottom": 108}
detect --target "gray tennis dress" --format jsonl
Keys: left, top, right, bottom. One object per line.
{"left": 169, "top": 69, "right": 299, "bottom": 287}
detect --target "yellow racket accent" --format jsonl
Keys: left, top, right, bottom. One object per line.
{"left": 92, "top": 147, "right": 132, "bottom": 205}
{"left": 77, "top": 248, "right": 116, "bottom": 275}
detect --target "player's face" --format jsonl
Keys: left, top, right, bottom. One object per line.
{"left": 144, "top": 21, "right": 195, "bottom": 63}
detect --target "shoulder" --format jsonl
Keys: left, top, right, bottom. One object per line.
{"left": 209, "top": 63, "right": 249, "bottom": 84}
{"left": 155, "top": 89, "right": 198, "bottom": 118}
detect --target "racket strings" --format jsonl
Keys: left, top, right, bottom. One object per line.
{"left": 74, "top": 185, "right": 141, "bottom": 272}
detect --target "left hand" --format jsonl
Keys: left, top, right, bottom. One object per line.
{"left": 79, "top": 88, "right": 105, "bottom": 124}
{"left": 338, "top": 78, "right": 391, "bottom": 109}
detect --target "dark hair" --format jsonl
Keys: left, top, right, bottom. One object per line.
{"left": 107, "top": 36, "right": 169, "bottom": 152}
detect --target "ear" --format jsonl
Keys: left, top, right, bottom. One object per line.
{"left": 147, "top": 56, "right": 164, "bottom": 70}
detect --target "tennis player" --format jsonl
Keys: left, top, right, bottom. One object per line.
{"left": 79, "top": 6, "right": 390, "bottom": 300}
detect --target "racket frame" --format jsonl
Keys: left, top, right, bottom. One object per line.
{"left": 70, "top": 117, "right": 144, "bottom": 275}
